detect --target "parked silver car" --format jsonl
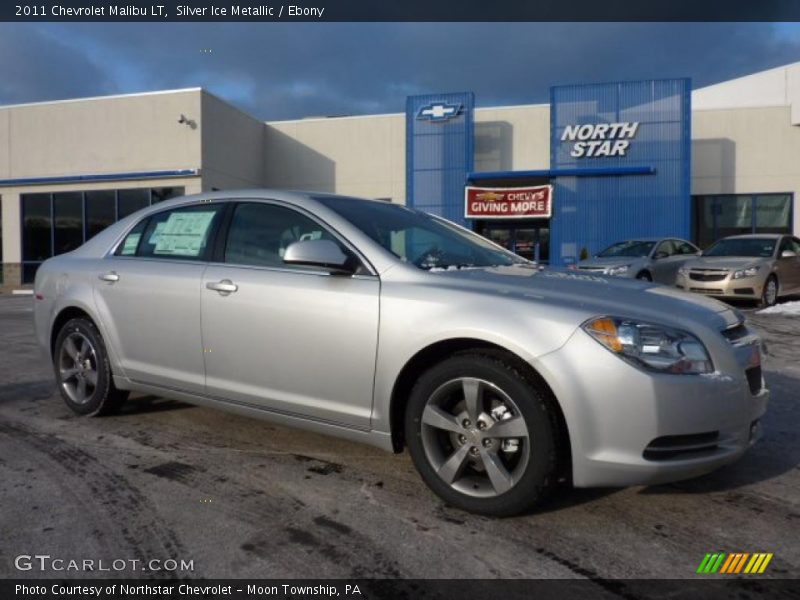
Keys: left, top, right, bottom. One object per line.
{"left": 676, "top": 234, "right": 800, "bottom": 307}
{"left": 576, "top": 238, "right": 700, "bottom": 283}
{"left": 33, "top": 191, "right": 768, "bottom": 516}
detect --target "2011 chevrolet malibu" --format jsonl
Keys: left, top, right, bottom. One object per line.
{"left": 33, "top": 191, "right": 769, "bottom": 516}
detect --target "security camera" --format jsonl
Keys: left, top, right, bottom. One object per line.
{"left": 178, "top": 114, "right": 197, "bottom": 129}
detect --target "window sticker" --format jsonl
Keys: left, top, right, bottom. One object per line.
{"left": 148, "top": 221, "right": 166, "bottom": 245}
{"left": 154, "top": 211, "right": 216, "bottom": 257}
{"left": 121, "top": 233, "right": 141, "bottom": 256}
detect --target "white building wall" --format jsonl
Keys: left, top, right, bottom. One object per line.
{"left": 264, "top": 114, "right": 406, "bottom": 202}
{"left": 692, "top": 105, "right": 800, "bottom": 234}
{"left": 201, "top": 92, "right": 265, "bottom": 190}
{"left": 0, "top": 89, "right": 202, "bottom": 180}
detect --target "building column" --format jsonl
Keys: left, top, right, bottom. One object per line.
{"left": 1, "top": 191, "right": 22, "bottom": 288}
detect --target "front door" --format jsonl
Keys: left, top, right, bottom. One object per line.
{"left": 200, "top": 202, "right": 380, "bottom": 429}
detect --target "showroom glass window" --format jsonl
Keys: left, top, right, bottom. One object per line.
{"left": 693, "top": 194, "right": 793, "bottom": 248}
{"left": 20, "top": 186, "right": 185, "bottom": 282}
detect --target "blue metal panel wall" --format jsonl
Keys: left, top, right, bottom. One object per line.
{"left": 550, "top": 79, "right": 691, "bottom": 266}
{"left": 406, "top": 92, "right": 474, "bottom": 225}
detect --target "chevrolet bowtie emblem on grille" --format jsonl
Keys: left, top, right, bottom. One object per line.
{"left": 417, "top": 102, "right": 462, "bottom": 121}
{"left": 475, "top": 192, "right": 505, "bottom": 202}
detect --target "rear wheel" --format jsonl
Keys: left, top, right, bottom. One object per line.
{"left": 53, "top": 317, "right": 129, "bottom": 416}
{"left": 405, "top": 352, "right": 559, "bottom": 516}
{"left": 759, "top": 275, "right": 779, "bottom": 308}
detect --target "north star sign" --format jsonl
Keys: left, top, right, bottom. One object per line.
{"left": 561, "top": 121, "right": 640, "bottom": 158}
{"left": 465, "top": 185, "right": 552, "bottom": 219}
{"left": 417, "top": 102, "right": 462, "bottom": 122}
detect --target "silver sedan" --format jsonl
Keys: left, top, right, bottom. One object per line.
{"left": 33, "top": 191, "right": 768, "bottom": 516}
{"left": 576, "top": 237, "right": 701, "bottom": 283}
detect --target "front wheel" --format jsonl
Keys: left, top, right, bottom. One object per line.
{"left": 636, "top": 271, "right": 652, "bottom": 282}
{"left": 759, "top": 275, "right": 779, "bottom": 308}
{"left": 53, "top": 317, "right": 129, "bottom": 416}
{"left": 405, "top": 352, "right": 559, "bottom": 516}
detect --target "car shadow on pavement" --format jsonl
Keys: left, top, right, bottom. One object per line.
{"left": 639, "top": 369, "right": 800, "bottom": 495}
{"left": 117, "top": 394, "right": 195, "bottom": 416}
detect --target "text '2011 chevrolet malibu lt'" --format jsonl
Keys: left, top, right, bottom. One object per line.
{"left": 33, "top": 191, "right": 769, "bottom": 516}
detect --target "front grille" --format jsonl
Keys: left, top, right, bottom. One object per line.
{"left": 746, "top": 365, "right": 762, "bottom": 395}
{"left": 690, "top": 287, "right": 724, "bottom": 294}
{"left": 733, "top": 288, "right": 755, "bottom": 295}
{"left": 643, "top": 431, "right": 720, "bottom": 461}
{"left": 689, "top": 271, "right": 728, "bottom": 282}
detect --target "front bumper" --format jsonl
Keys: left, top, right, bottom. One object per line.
{"left": 675, "top": 271, "right": 765, "bottom": 300}
{"left": 535, "top": 326, "right": 769, "bottom": 488}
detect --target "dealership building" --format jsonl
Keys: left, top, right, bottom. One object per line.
{"left": 1, "top": 62, "right": 799, "bottom": 287}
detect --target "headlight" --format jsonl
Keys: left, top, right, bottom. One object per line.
{"left": 733, "top": 266, "right": 761, "bottom": 279}
{"left": 582, "top": 316, "right": 713, "bottom": 374}
{"left": 677, "top": 266, "right": 689, "bottom": 276}
{"left": 605, "top": 264, "right": 630, "bottom": 276}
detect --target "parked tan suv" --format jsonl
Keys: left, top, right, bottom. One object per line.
{"left": 676, "top": 234, "right": 800, "bottom": 307}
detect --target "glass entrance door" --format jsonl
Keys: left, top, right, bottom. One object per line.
{"left": 482, "top": 223, "right": 550, "bottom": 263}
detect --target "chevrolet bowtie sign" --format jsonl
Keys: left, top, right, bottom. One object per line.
{"left": 561, "top": 121, "right": 640, "bottom": 158}
{"left": 417, "top": 102, "right": 462, "bottom": 122}
{"left": 465, "top": 185, "right": 553, "bottom": 219}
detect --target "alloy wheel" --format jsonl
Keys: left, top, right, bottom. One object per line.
{"left": 420, "top": 377, "right": 530, "bottom": 498}
{"left": 58, "top": 332, "right": 99, "bottom": 405}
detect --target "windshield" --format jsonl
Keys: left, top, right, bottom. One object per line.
{"left": 703, "top": 238, "right": 776, "bottom": 258}
{"left": 597, "top": 240, "right": 656, "bottom": 258}
{"left": 315, "top": 196, "right": 527, "bottom": 270}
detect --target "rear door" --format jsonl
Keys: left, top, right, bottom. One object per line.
{"left": 93, "top": 203, "right": 224, "bottom": 394}
{"left": 200, "top": 201, "right": 380, "bottom": 429}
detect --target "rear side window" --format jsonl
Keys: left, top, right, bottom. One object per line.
{"left": 116, "top": 204, "right": 223, "bottom": 260}
{"left": 224, "top": 202, "right": 343, "bottom": 270}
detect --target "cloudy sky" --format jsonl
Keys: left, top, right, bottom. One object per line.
{"left": 1, "top": 22, "right": 799, "bottom": 120}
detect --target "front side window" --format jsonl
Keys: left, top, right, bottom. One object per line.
{"left": 315, "top": 196, "right": 524, "bottom": 270}
{"left": 654, "top": 240, "right": 676, "bottom": 258}
{"left": 117, "top": 204, "right": 222, "bottom": 260}
{"left": 675, "top": 240, "right": 699, "bottom": 255}
{"left": 224, "top": 203, "right": 347, "bottom": 270}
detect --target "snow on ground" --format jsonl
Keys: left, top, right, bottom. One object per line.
{"left": 756, "top": 300, "right": 800, "bottom": 315}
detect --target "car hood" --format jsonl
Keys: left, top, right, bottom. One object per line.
{"left": 424, "top": 265, "right": 741, "bottom": 332}
{"left": 686, "top": 256, "right": 767, "bottom": 270}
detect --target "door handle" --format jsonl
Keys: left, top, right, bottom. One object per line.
{"left": 99, "top": 271, "right": 119, "bottom": 283}
{"left": 206, "top": 279, "right": 238, "bottom": 294}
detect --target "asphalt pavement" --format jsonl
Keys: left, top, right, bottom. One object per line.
{"left": 0, "top": 295, "right": 798, "bottom": 582}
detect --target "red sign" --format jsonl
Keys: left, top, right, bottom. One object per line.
{"left": 464, "top": 185, "right": 553, "bottom": 219}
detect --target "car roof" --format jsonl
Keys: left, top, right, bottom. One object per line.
{"left": 718, "top": 234, "right": 783, "bottom": 240}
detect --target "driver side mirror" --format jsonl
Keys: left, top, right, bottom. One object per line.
{"left": 654, "top": 251, "right": 668, "bottom": 260}
{"left": 781, "top": 250, "right": 798, "bottom": 258}
{"left": 283, "top": 240, "right": 354, "bottom": 274}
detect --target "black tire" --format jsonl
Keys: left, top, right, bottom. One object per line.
{"left": 759, "top": 275, "right": 779, "bottom": 308}
{"left": 636, "top": 271, "right": 652, "bottom": 282}
{"left": 405, "top": 351, "right": 560, "bottom": 517}
{"left": 53, "top": 317, "right": 129, "bottom": 416}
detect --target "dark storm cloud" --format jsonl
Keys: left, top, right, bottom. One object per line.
{"left": 0, "top": 26, "right": 114, "bottom": 104}
{"left": 1, "top": 23, "right": 799, "bottom": 119}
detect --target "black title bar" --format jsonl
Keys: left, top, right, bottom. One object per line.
{"left": 4, "top": 0, "right": 800, "bottom": 22}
